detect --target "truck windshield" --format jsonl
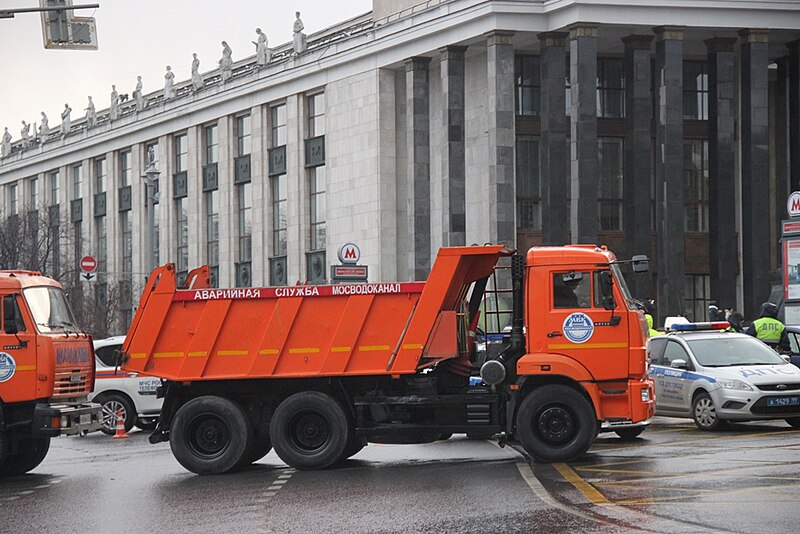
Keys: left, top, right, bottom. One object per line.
{"left": 611, "top": 264, "right": 636, "bottom": 310}
{"left": 23, "top": 286, "right": 79, "bottom": 334}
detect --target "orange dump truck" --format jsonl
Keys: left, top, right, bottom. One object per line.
{"left": 122, "top": 245, "right": 654, "bottom": 474}
{"left": 0, "top": 271, "right": 103, "bottom": 476}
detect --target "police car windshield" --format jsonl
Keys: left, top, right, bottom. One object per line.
{"left": 686, "top": 336, "right": 787, "bottom": 367}
{"left": 23, "top": 286, "right": 78, "bottom": 334}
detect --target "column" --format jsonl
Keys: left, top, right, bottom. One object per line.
{"left": 440, "top": 46, "right": 467, "bottom": 247}
{"left": 706, "top": 37, "right": 738, "bottom": 311}
{"left": 405, "top": 57, "right": 431, "bottom": 280}
{"left": 569, "top": 24, "right": 598, "bottom": 244}
{"left": 622, "top": 34, "right": 653, "bottom": 299}
{"left": 775, "top": 58, "right": 788, "bottom": 232}
{"left": 739, "top": 29, "right": 770, "bottom": 318}
{"left": 539, "top": 31, "right": 568, "bottom": 246}
{"left": 486, "top": 31, "right": 516, "bottom": 246}
{"left": 789, "top": 40, "right": 800, "bottom": 192}
{"left": 654, "top": 26, "right": 685, "bottom": 318}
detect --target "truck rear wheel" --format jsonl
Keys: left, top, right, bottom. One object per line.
{"left": 170, "top": 396, "right": 249, "bottom": 475}
{"left": 0, "top": 435, "right": 51, "bottom": 476}
{"left": 270, "top": 391, "right": 349, "bottom": 469}
{"left": 515, "top": 385, "right": 596, "bottom": 463}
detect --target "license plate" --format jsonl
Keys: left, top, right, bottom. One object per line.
{"left": 767, "top": 396, "right": 800, "bottom": 407}
{"left": 138, "top": 379, "right": 159, "bottom": 394}
{"left": 79, "top": 414, "right": 91, "bottom": 425}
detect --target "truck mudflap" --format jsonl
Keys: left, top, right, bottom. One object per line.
{"left": 32, "top": 401, "right": 103, "bottom": 437}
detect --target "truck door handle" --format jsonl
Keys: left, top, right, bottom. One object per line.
{"left": 547, "top": 332, "right": 562, "bottom": 338}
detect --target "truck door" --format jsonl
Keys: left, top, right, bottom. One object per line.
{"left": 0, "top": 294, "right": 37, "bottom": 404}
{"left": 545, "top": 270, "right": 629, "bottom": 381}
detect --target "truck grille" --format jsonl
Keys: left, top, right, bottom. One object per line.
{"left": 53, "top": 370, "right": 91, "bottom": 397}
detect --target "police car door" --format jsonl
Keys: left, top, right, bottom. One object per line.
{"left": 652, "top": 339, "right": 693, "bottom": 413}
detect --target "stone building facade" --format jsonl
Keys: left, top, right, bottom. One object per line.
{"left": 1, "top": 0, "right": 799, "bottom": 331}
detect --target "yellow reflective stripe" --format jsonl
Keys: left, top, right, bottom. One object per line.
{"left": 358, "top": 345, "right": 391, "bottom": 352}
{"left": 130, "top": 353, "right": 147, "bottom": 359}
{"left": 547, "top": 342, "right": 629, "bottom": 350}
{"left": 217, "top": 350, "right": 248, "bottom": 356}
{"left": 288, "top": 348, "right": 319, "bottom": 354}
{"left": 153, "top": 352, "right": 184, "bottom": 358}
{"left": 330, "top": 346, "right": 351, "bottom": 352}
{"left": 259, "top": 349, "right": 279, "bottom": 355}
{"left": 188, "top": 351, "right": 207, "bottom": 357}
{"left": 402, "top": 343, "right": 423, "bottom": 350}
{"left": 16, "top": 365, "right": 36, "bottom": 371}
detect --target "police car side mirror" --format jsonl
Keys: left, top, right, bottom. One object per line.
{"left": 781, "top": 354, "right": 791, "bottom": 364}
{"left": 632, "top": 255, "right": 649, "bottom": 273}
{"left": 670, "top": 359, "right": 688, "bottom": 370}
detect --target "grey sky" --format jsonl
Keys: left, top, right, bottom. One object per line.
{"left": 1, "top": 0, "right": 372, "bottom": 138}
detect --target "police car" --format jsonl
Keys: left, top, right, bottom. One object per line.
{"left": 88, "top": 336, "right": 163, "bottom": 435}
{"left": 649, "top": 320, "right": 800, "bottom": 430}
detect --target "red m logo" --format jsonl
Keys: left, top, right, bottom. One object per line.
{"left": 344, "top": 248, "right": 356, "bottom": 259}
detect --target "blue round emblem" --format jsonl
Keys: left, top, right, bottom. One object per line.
{"left": 562, "top": 313, "right": 594, "bottom": 344}
{"left": 0, "top": 352, "right": 16, "bottom": 383}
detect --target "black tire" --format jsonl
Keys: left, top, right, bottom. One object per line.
{"left": 341, "top": 436, "right": 366, "bottom": 461}
{"left": 515, "top": 384, "right": 596, "bottom": 463}
{"left": 0, "top": 436, "right": 50, "bottom": 476}
{"left": 692, "top": 392, "right": 726, "bottom": 431}
{"left": 614, "top": 427, "right": 645, "bottom": 441}
{"left": 270, "top": 391, "right": 350, "bottom": 470}
{"left": 96, "top": 392, "right": 136, "bottom": 435}
{"left": 237, "top": 433, "right": 272, "bottom": 467}
{"left": 136, "top": 417, "right": 158, "bottom": 432}
{"left": 170, "top": 396, "right": 249, "bottom": 475}
{"left": 786, "top": 417, "right": 800, "bottom": 429}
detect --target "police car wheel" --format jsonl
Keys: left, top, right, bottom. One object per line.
{"left": 692, "top": 392, "right": 726, "bottom": 431}
{"left": 786, "top": 417, "right": 800, "bottom": 429}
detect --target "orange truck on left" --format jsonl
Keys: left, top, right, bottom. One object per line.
{"left": 0, "top": 270, "right": 102, "bottom": 476}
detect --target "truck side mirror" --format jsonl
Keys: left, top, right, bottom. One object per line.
{"left": 599, "top": 271, "right": 615, "bottom": 310}
{"left": 632, "top": 255, "right": 649, "bottom": 273}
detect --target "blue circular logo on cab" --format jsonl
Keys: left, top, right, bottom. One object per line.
{"left": 562, "top": 313, "right": 594, "bottom": 344}
{"left": 0, "top": 352, "right": 16, "bottom": 382}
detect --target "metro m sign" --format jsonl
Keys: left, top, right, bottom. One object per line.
{"left": 788, "top": 191, "right": 800, "bottom": 218}
{"left": 337, "top": 243, "right": 360, "bottom": 264}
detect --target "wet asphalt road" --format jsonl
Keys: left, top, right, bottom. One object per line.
{"left": 1, "top": 417, "right": 799, "bottom": 534}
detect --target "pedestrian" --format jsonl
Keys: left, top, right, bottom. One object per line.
{"left": 708, "top": 302, "right": 722, "bottom": 321}
{"left": 646, "top": 313, "right": 662, "bottom": 337}
{"left": 746, "top": 302, "right": 789, "bottom": 351}
{"left": 724, "top": 312, "right": 745, "bottom": 333}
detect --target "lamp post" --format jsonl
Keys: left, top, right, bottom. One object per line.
{"left": 142, "top": 161, "right": 160, "bottom": 275}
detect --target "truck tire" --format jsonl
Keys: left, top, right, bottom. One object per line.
{"left": 236, "top": 434, "right": 272, "bottom": 468}
{"left": 170, "top": 396, "right": 249, "bottom": 475}
{"left": 270, "top": 391, "right": 350, "bottom": 469}
{"left": 0, "top": 436, "right": 50, "bottom": 476}
{"left": 614, "top": 427, "right": 645, "bottom": 440}
{"left": 96, "top": 392, "right": 136, "bottom": 435}
{"left": 515, "top": 385, "right": 596, "bottom": 463}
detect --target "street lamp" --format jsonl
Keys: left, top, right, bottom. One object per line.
{"left": 142, "top": 161, "right": 160, "bottom": 275}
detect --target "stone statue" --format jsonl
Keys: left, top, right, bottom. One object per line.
{"left": 85, "top": 96, "right": 97, "bottom": 128}
{"left": 164, "top": 66, "right": 175, "bottom": 100}
{"left": 39, "top": 112, "right": 49, "bottom": 137}
{"left": 110, "top": 85, "right": 120, "bottom": 121}
{"left": 254, "top": 28, "right": 270, "bottom": 67}
{"left": 293, "top": 12, "right": 307, "bottom": 56}
{"left": 191, "top": 53, "right": 204, "bottom": 91}
{"left": 135, "top": 76, "right": 145, "bottom": 111}
{"left": 20, "top": 120, "right": 30, "bottom": 148}
{"left": 60, "top": 103, "right": 72, "bottom": 137}
{"left": 1, "top": 127, "right": 11, "bottom": 158}
{"left": 219, "top": 41, "right": 233, "bottom": 83}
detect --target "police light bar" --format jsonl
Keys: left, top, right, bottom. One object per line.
{"left": 666, "top": 321, "right": 730, "bottom": 332}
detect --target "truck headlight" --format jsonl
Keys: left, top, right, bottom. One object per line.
{"left": 717, "top": 379, "right": 753, "bottom": 391}
{"left": 641, "top": 388, "right": 651, "bottom": 402}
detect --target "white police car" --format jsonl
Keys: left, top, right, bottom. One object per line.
{"left": 649, "top": 321, "right": 800, "bottom": 430}
{"left": 88, "top": 336, "right": 163, "bottom": 435}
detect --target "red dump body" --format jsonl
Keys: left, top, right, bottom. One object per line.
{"left": 123, "top": 246, "right": 510, "bottom": 381}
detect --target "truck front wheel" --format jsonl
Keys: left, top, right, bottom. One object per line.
{"left": 170, "top": 396, "right": 249, "bottom": 475}
{"left": 270, "top": 391, "right": 350, "bottom": 469}
{"left": 516, "top": 385, "right": 596, "bottom": 463}
{"left": 0, "top": 435, "right": 51, "bottom": 476}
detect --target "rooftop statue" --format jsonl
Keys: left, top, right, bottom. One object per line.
{"left": 254, "top": 28, "right": 271, "bottom": 67}
{"left": 39, "top": 112, "right": 49, "bottom": 137}
{"left": 135, "top": 76, "right": 145, "bottom": 111}
{"left": 191, "top": 53, "right": 204, "bottom": 91}
{"left": 220, "top": 41, "right": 233, "bottom": 83}
{"left": 85, "top": 96, "right": 97, "bottom": 128}
{"left": 61, "top": 103, "right": 72, "bottom": 137}
{"left": 20, "top": 120, "right": 31, "bottom": 148}
{"left": 164, "top": 66, "right": 175, "bottom": 100}
{"left": 293, "top": 12, "right": 307, "bottom": 56}
{"left": 110, "top": 85, "right": 120, "bottom": 121}
{"left": 1, "top": 128, "right": 11, "bottom": 158}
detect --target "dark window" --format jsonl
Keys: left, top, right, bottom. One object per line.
{"left": 2, "top": 295, "right": 26, "bottom": 334}
{"left": 683, "top": 61, "right": 708, "bottom": 120}
{"left": 95, "top": 344, "right": 122, "bottom": 367}
{"left": 515, "top": 56, "right": 540, "bottom": 116}
{"left": 516, "top": 135, "right": 540, "bottom": 230}
{"left": 598, "top": 138, "right": 624, "bottom": 231}
{"left": 683, "top": 139, "right": 708, "bottom": 232}
{"left": 663, "top": 341, "right": 690, "bottom": 367}
{"left": 597, "top": 58, "right": 625, "bottom": 118}
{"left": 553, "top": 272, "right": 592, "bottom": 309}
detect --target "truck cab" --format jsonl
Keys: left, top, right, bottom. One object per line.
{"left": 0, "top": 271, "right": 102, "bottom": 476}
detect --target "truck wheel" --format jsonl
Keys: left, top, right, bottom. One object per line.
{"left": 270, "top": 391, "right": 349, "bottom": 469}
{"left": 515, "top": 385, "right": 596, "bottom": 463}
{"left": 0, "top": 436, "right": 50, "bottom": 476}
{"left": 96, "top": 393, "right": 136, "bottom": 435}
{"left": 692, "top": 392, "right": 726, "bottom": 431}
{"left": 170, "top": 396, "right": 249, "bottom": 475}
{"left": 236, "top": 433, "right": 272, "bottom": 468}
{"left": 136, "top": 417, "right": 158, "bottom": 432}
{"left": 614, "top": 427, "right": 645, "bottom": 440}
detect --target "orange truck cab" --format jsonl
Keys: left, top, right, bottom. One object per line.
{"left": 0, "top": 271, "right": 102, "bottom": 476}
{"left": 122, "top": 245, "right": 654, "bottom": 474}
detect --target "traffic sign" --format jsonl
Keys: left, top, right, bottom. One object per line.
{"left": 80, "top": 255, "right": 97, "bottom": 273}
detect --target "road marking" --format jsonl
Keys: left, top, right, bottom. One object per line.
{"left": 553, "top": 463, "right": 609, "bottom": 504}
